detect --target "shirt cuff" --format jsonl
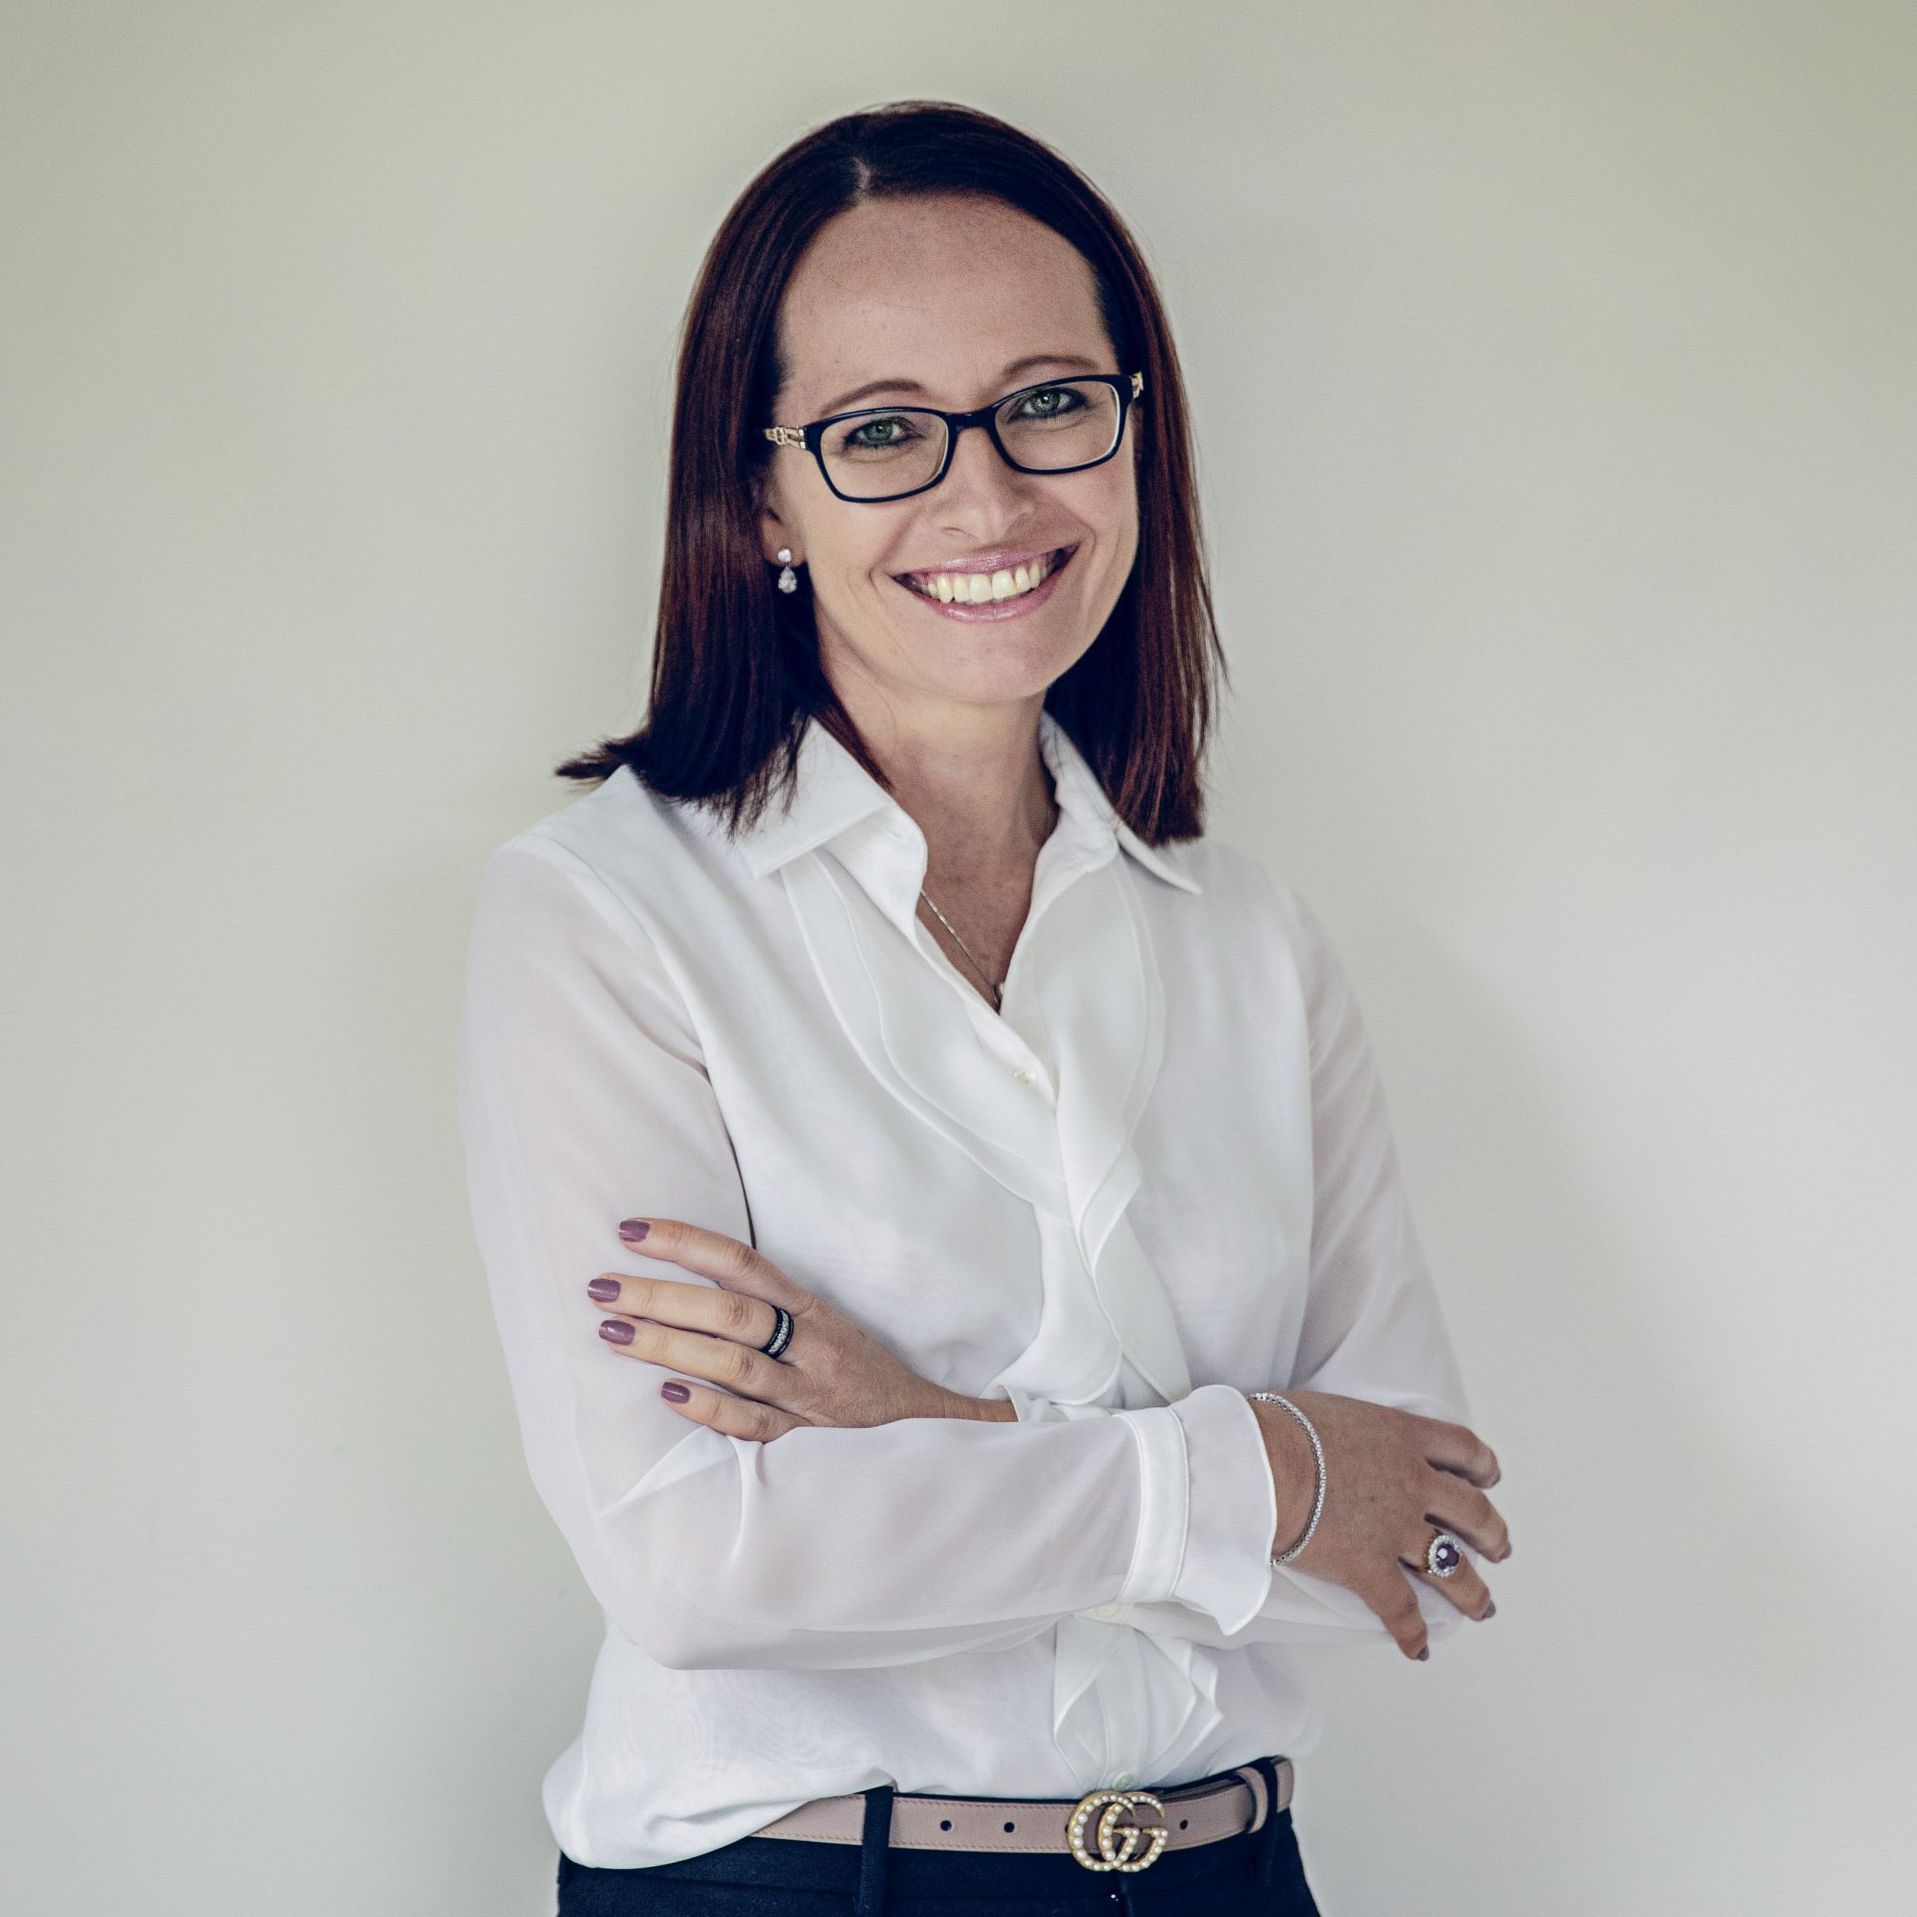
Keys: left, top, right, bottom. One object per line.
{"left": 999, "top": 1382, "right": 1279, "bottom": 1635}
{"left": 1161, "top": 1383, "right": 1278, "bottom": 1634}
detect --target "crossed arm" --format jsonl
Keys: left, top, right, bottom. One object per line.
{"left": 458, "top": 839, "right": 1504, "bottom": 1672}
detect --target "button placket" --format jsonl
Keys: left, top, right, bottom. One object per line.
{"left": 952, "top": 1006, "right": 1053, "bottom": 1101}
{"left": 962, "top": 989, "right": 1055, "bottom": 1103}
{"left": 1008, "top": 1057, "right": 1058, "bottom": 1104}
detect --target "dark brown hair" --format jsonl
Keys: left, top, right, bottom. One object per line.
{"left": 555, "top": 99, "right": 1228, "bottom": 845}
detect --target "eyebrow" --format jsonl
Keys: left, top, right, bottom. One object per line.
{"left": 815, "top": 353, "right": 1107, "bottom": 418}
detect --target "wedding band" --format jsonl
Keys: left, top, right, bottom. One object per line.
{"left": 1423, "top": 1530, "right": 1463, "bottom": 1578}
{"left": 759, "top": 1303, "right": 794, "bottom": 1359}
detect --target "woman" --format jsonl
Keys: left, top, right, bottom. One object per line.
{"left": 458, "top": 100, "right": 1510, "bottom": 1917}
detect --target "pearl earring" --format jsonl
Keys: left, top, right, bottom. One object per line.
{"left": 775, "top": 547, "right": 799, "bottom": 594}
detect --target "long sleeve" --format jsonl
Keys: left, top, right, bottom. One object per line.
{"left": 1016, "top": 876, "right": 1478, "bottom": 1652}
{"left": 457, "top": 836, "right": 1271, "bottom": 1673}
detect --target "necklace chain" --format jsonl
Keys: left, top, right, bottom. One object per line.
{"left": 917, "top": 887, "right": 1002, "bottom": 1010}
{"left": 911, "top": 769, "right": 1058, "bottom": 1015}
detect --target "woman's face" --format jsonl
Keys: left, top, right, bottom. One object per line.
{"left": 758, "top": 193, "right": 1142, "bottom": 721}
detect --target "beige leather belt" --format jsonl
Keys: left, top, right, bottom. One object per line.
{"left": 754, "top": 1759, "right": 1294, "bottom": 1873}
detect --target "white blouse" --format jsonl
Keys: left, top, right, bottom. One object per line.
{"left": 457, "top": 705, "right": 1476, "bottom": 1870}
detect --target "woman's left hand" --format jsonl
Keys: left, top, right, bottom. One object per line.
{"left": 587, "top": 1215, "right": 983, "bottom": 1440}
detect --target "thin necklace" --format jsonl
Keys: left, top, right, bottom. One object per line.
{"left": 914, "top": 771, "right": 1058, "bottom": 1014}
{"left": 917, "top": 888, "right": 1003, "bottom": 1010}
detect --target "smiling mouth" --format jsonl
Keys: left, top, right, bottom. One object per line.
{"left": 895, "top": 545, "right": 1077, "bottom": 605}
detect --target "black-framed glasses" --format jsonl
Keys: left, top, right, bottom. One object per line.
{"left": 762, "top": 370, "right": 1145, "bottom": 504}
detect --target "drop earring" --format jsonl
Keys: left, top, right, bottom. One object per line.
{"left": 775, "top": 547, "right": 799, "bottom": 594}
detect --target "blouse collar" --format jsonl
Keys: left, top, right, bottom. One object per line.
{"left": 736, "top": 707, "right": 1202, "bottom": 897}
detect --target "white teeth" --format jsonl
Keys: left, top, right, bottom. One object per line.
{"left": 910, "top": 551, "right": 1058, "bottom": 604}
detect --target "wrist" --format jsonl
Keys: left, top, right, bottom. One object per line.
{"left": 1249, "top": 1394, "right": 1319, "bottom": 1560}
{"left": 945, "top": 1391, "right": 1016, "bottom": 1423}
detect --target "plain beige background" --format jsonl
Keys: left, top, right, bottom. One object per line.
{"left": 4, "top": 3, "right": 1913, "bottom": 1912}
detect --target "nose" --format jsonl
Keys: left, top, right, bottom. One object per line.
{"left": 934, "top": 416, "right": 1037, "bottom": 521}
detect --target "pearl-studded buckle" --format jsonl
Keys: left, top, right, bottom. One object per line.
{"left": 1065, "top": 1787, "right": 1169, "bottom": 1871}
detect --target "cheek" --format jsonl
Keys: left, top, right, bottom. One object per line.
{"left": 1075, "top": 476, "right": 1139, "bottom": 578}
{"left": 810, "top": 532, "right": 900, "bottom": 603}
{"left": 1079, "top": 459, "right": 1139, "bottom": 538}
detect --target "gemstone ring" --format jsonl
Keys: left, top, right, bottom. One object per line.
{"left": 1424, "top": 1530, "right": 1464, "bottom": 1579}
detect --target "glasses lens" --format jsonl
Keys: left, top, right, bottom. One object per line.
{"left": 997, "top": 379, "right": 1121, "bottom": 472}
{"left": 820, "top": 409, "right": 949, "bottom": 500}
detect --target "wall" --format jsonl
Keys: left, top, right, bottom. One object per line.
{"left": 4, "top": 3, "right": 1911, "bottom": 1909}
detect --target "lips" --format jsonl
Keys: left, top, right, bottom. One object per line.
{"left": 895, "top": 544, "right": 1077, "bottom": 602}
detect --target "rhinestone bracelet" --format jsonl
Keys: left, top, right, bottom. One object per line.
{"left": 1247, "top": 1390, "right": 1327, "bottom": 1567}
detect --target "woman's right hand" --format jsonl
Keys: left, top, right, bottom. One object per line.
{"left": 1249, "top": 1390, "right": 1510, "bottom": 1659}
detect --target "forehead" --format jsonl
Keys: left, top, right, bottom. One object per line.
{"left": 775, "top": 194, "right": 1111, "bottom": 411}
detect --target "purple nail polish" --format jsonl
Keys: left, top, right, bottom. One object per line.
{"left": 1416, "top": 1646, "right": 1429, "bottom": 1661}
{"left": 661, "top": 1381, "right": 690, "bottom": 1402}
{"left": 618, "top": 1218, "right": 650, "bottom": 1243}
{"left": 1484, "top": 1602, "right": 1497, "bottom": 1619}
{"left": 587, "top": 1277, "right": 621, "bottom": 1301}
{"left": 598, "top": 1319, "right": 634, "bottom": 1344}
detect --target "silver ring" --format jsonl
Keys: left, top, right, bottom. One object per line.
{"left": 758, "top": 1303, "right": 794, "bottom": 1360}
{"left": 1423, "top": 1530, "right": 1464, "bottom": 1579}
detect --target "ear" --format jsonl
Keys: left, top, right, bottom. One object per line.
{"left": 758, "top": 510, "right": 799, "bottom": 568}
{"left": 755, "top": 468, "right": 801, "bottom": 568}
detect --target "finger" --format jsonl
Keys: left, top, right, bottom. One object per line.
{"left": 656, "top": 1375, "right": 804, "bottom": 1442}
{"left": 1411, "top": 1414, "right": 1501, "bottom": 1488}
{"left": 1358, "top": 1570, "right": 1431, "bottom": 1661}
{"left": 615, "top": 1215, "right": 803, "bottom": 1308}
{"left": 597, "top": 1317, "right": 799, "bottom": 1411}
{"left": 1421, "top": 1472, "right": 1513, "bottom": 1562}
{"left": 1400, "top": 1548, "right": 1496, "bottom": 1622}
{"left": 589, "top": 1273, "right": 783, "bottom": 1354}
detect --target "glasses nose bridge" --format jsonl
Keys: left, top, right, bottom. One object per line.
{"left": 938, "top": 399, "right": 1021, "bottom": 488}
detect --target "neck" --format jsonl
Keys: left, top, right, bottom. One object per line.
{"left": 843, "top": 692, "right": 1059, "bottom": 887}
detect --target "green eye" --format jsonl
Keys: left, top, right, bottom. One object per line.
{"left": 841, "top": 414, "right": 924, "bottom": 453}
{"left": 1010, "top": 385, "right": 1085, "bottom": 420}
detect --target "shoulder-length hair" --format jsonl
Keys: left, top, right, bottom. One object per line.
{"left": 556, "top": 99, "right": 1228, "bottom": 845}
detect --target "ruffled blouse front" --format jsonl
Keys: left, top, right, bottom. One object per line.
{"left": 457, "top": 707, "right": 1474, "bottom": 1868}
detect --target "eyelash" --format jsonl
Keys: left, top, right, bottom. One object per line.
{"left": 840, "top": 383, "right": 1085, "bottom": 449}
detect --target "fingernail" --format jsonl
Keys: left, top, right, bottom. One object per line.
{"left": 1416, "top": 1646, "right": 1430, "bottom": 1661}
{"left": 1484, "top": 1602, "right": 1497, "bottom": 1619}
{"left": 598, "top": 1319, "right": 634, "bottom": 1344}
{"left": 661, "top": 1381, "right": 690, "bottom": 1403}
{"left": 587, "top": 1278, "right": 621, "bottom": 1301}
{"left": 618, "top": 1218, "right": 651, "bottom": 1242}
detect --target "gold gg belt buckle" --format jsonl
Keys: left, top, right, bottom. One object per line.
{"left": 1065, "top": 1787, "right": 1169, "bottom": 1871}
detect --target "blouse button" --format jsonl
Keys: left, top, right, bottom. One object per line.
{"left": 1112, "top": 1771, "right": 1137, "bottom": 1789}
{"left": 1012, "top": 1065, "right": 1037, "bottom": 1086}
{"left": 1088, "top": 1600, "right": 1132, "bottom": 1623}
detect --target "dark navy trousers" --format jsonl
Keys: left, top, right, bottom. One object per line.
{"left": 555, "top": 1755, "right": 1322, "bottom": 1916}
